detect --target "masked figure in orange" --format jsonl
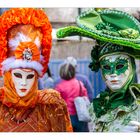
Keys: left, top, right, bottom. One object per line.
{"left": 0, "top": 8, "right": 72, "bottom": 132}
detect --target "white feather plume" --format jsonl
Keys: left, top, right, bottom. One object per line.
{"left": 34, "top": 37, "right": 41, "bottom": 48}
{"left": 2, "top": 57, "right": 43, "bottom": 76}
{"left": 8, "top": 32, "right": 31, "bottom": 51}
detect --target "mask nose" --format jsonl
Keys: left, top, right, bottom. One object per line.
{"left": 110, "top": 74, "right": 117, "bottom": 78}
{"left": 110, "top": 65, "right": 116, "bottom": 75}
{"left": 21, "top": 77, "right": 27, "bottom": 86}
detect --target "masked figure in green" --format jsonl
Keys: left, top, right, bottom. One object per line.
{"left": 57, "top": 8, "right": 140, "bottom": 132}
{"left": 88, "top": 42, "right": 139, "bottom": 132}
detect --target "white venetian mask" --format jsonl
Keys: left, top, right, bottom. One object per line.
{"left": 11, "top": 68, "right": 35, "bottom": 97}
{"left": 100, "top": 54, "right": 132, "bottom": 91}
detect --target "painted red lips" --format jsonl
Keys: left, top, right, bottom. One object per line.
{"left": 111, "top": 80, "right": 118, "bottom": 83}
{"left": 20, "top": 89, "right": 27, "bottom": 92}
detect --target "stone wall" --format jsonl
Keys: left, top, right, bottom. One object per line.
{"left": 50, "top": 40, "right": 95, "bottom": 60}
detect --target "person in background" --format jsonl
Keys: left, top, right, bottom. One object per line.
{"left": 55, "top": 63, "right": 89, "bottom": 132}
{"left": 54, "top": 56, "right": 93, "bottom": 102}
{"left": 38, "top": 66, "right": 54, "bottom": 90}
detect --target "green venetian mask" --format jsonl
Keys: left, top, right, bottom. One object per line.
{"left": 100, "top": 56, "right": 129, "bottom": 76}
{"left": 100, "top": 54, "right": 134, "bottom": 92}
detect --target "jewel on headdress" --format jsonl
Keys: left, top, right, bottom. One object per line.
{"left": 23, "top": 48, "right": 32, "bottom": 61}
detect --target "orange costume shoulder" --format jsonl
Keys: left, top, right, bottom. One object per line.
{"left": 0, "top": 88, "right": 72, "bottom": 132}
{"left": 37, "top": 89, "right": 73, "bottom": 132}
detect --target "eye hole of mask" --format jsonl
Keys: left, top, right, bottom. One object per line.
{"left": 14, "top": 73, "right": 22, "bottom": 78}
{"left": 116, "top": 64, "right": 124, "bottom": 70}
{"left": 27, "top": 74, "right": 34, "bottom": 79}
{"left": 103, "top": 65, "right": 111, "bottom": 70}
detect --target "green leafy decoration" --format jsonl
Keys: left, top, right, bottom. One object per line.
{"left": 96, "top": 22, "right": 120, "bottom": 37}
{"left": 96, "top": 22, "right": 118, "bottom": 32}
{"left": 118, "top": 28, "right": 140, "bottom": 39}
{"left": 89, "top": 45, "right": 100, "bottom": 72}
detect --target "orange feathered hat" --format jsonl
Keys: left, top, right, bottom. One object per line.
{"left": 0, "top": 8, "right": 52, "bottom": 77}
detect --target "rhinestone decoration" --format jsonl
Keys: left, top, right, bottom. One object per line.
{"left": 23, "top": 48, "right": 32, "bottom": 61}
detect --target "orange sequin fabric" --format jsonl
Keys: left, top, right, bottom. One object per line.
{"left": 0, "top": 89, "right": 73, "bottom": 132}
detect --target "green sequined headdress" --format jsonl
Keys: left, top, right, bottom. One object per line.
{"left": 57, "top": 9, "right": 140, "bottom": 71}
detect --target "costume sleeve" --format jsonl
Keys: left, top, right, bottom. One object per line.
{"left": 88, "top": 102, "right": 96, "bottom": 132}
{"left": 38, "top": 89, "right": 73, "bottom": 132}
